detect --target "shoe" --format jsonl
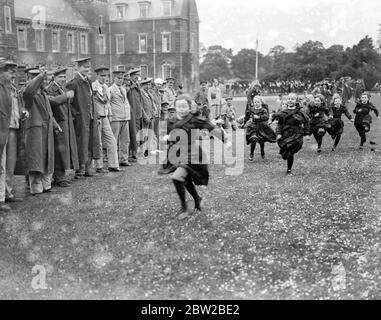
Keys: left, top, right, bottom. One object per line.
{"left": 178, "top": 211, "right": 191, "bottom": 220}
{"left": 248, "top": 155, "right": 254, "bottom": 162}
{"left": 371, "top": 148, "right": 375, "bottom": 152}
{"left": 120, "top": 162, "right": 132, "bottom": 167}
{"left": 56, "top": 181, "right": 70, "bottom": 188}
{"left": 129, "top": 158, "right": 138, "bottom": 163}
{"left": 359, "top": 145, "right": 364, "bottom": 150}
{"left": 0, "top": 204, "right": 12, "bottom": 212}
{"left": 108, "top": 167, "right": 122, "bottom": 172}
{"left": 370, "top": 141, "right": 377, "bottom": 145}
{"left": 5, "top": 197, "right": 23, "bottom": 203}
{"left": 261, "top": 153, "right": 265, "bottom": 159}
{"left": 84, "top": 172, "right": 95, "bottom": 177}
{"left": 43, "top": 188, "right": 58, "bottom": 193}
{"left": 96, "top": 168, "right": 108, "bottom": 174}
{"left": 195, "top": 197, "right": 203, "bottom": 212}
{"left": 287, "top": 170, "right": 293, "bottom": 175}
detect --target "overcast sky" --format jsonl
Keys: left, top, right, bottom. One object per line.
{"left": 196, "top": 0, "right": 381, "bottom": 54}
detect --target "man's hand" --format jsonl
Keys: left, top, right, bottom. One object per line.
{"left": 21, "top": 111, "right": 29, "bottom": 120}
{"left": 66, "top": 90, "right": 75, "bottom": 99}
{"left": 163, "top": 135, "right": 171, "bottom": 142}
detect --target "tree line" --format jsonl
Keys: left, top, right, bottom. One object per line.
{"left": 200, "top": 36, "right": 381, "bottom": 90}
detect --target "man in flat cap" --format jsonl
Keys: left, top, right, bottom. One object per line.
{"left": 126, "top": 68, "right": 143, "bottom": 161}
{"left": 0, "top": 60, "right": 18, "bottom": 212}
{"left": 109, "top": 70, "right": 132, "bottom": 167}
{"left": 162, "top": 77, "right": 177, "bottom": 109}
{"left": 140, "top": 78, "right": 156, "bottom": 156}
{"left": 22, "top": 68, "right": 62, "bottom": 195}
{"left": 66, "top": 58, "right": 101, "bottom": 178}
{"left": 194, "top": 80, "right": 210, "bottom": 119}
{"left": 92, "top": 66, "right": 120, "bottom": 172}
{"left": 46, "top": 68, "right": 79, "bottom": 187}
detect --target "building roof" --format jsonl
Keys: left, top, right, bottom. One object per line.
{"left": 108, "top": 0, "right": 199, "bottom": 22}
{"left": 15, "top": 0, "right": 91, "bottom": 28}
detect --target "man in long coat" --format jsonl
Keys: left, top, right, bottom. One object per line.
{"left": 23, "top": 69, "right": 61, "bottom": 195}
{"left": 126, "top": 68, "right": 143, "bottom": 161}
{"left": 46, "top": 68, "right": 79, "bottom": 187}
{"left": 0, "top": 59, "right": 17, "bottom": 212}
{"left": 66, "top": 58, "right": 100, "bottom": 177}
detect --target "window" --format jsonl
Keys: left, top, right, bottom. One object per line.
{"left": 4, "top": 6, "right": 12, "bottom": 34}
{"left": 52, "top": 30, "right": 60, "bottom": 52}
{"left": 162, "top": 63, "right": 171, "bottom": 79}
{"left": 98, "top": 34, "right": 106, "bottom": 54}
{"left": 139, "top": 34, "right": 147, "bottom": 53}
{"left": 17, "top": 26, "right": 27, "bottom": 50}
{"left": 139, "top": 3, "right": 149, "bottom": 18}
{"left": 162, "top": 32, "right": 171, "bottom": 53}
{"left": 80, "top": 33, "right": 88, "bottom": 54}
{"left": 140, "top": 65, "right": 148, "bottom": 79}
{"left": 162, "top": 0, "right": 172, "bottom": 16}
{"left": 190, "top": 33, "right": 195, "bottom": 52}
{"left": 35, "top": 29, "right": 45, "bottom": 51}
{"left": 117, "top": 65, "right": 125, "bottom": 72}
{"left": 116, "top": 4, "right": 127, "bottom": 19}
{"left": 116, "top": 34, "right": 125, "bottom": 54}
{"left": 67, "top": 32, "right": 75, "bottom": 53}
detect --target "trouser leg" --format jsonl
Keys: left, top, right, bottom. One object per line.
{"left": 101, "top": 118, "right": 119, "bottom": 168}
{"left": 29, "top": 172, "right": 43, "bottom": 194}
{"left": 5, "top": 129, "right": 17, "bottom": 200}
{"left": 119, "top": 121, "right": 130, "bottom": 163}
{"left": 260, "top": 142, "right": 265, "bottom": 158}
{"left": 0, "top": 145, "right": 6, "bottom": 202}
{"left": 96, "top": 118, "right": 104, "bottom": 169}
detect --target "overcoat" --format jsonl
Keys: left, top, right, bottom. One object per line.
{"left": 23, "top": 74, "right": 57, "bottom": 174}
{"left": 0, "top": 76, "right": 12, "bottom": 161}
{"left": 46, "top": 81, "right": 79, "bottom": 171}
{"left": 66, "top": 73, "right": 101, "bottom": 163}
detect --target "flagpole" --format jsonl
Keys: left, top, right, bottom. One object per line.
{"left": 255, "top": 38, "right": 259, "bottom": 83}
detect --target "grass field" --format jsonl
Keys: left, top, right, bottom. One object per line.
{"left": 0, "top": 95, "right": 380, "bottom": 300}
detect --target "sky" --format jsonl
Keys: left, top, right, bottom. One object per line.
{"left": 196, "top": 0, "right": 381, "bottom": 54}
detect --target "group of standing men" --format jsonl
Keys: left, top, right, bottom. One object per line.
{"left": 0, "top": 56, "right": 180, "bottom": 213}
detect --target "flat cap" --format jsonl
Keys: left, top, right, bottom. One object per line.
{"left": 74, "top": 57, "right": 91, "bottom": 65}
{"left": 127, "top": 68, "right": 140, "bottom": 76}
{"left": 53, "top": 67, "right": 68, "bottom": 76}
{"left": 94, "top": 66, "right": 110, "bottom": 73}
{"left": 140, "top": 77, "right": 153, "bottom": 85}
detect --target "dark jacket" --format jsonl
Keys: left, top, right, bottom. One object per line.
{"left": 0, "top": 75, "right": 12, "bottom": 160}
{"left": 23, "top": 74, "right": 58, "bottom": 174}
{"left": 46, "top": 81, "right": 79, "bottom": 171}
{"left": 66, "top": 73, "right": 101, "bottom": 163}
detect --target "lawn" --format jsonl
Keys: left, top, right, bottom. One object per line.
{"left": 0, "top": 95, "right": 380, "bottom": 300}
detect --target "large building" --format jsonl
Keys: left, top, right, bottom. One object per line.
{"left": 0, "top": 0, "right": 200, "bottom": 92}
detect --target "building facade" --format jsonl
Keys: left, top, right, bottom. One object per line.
{"left": 0, "top": 0, "right": 200, "bottom": 92}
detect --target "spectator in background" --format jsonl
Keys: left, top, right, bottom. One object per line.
{"left": 92, "top": 66, "right": 121, "bottom": 173}
{"left": 66, "top": 57, "right": 101, "bottom": 178}
{"left": 109, "top": 70, "right": 132, "bottom": 167}
{"left": 208, "top": 78, "right": 222, "bottom": 119}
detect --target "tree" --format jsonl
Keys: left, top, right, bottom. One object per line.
{"left": 199, "top": 45, "right": 232, "bottom": 81}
